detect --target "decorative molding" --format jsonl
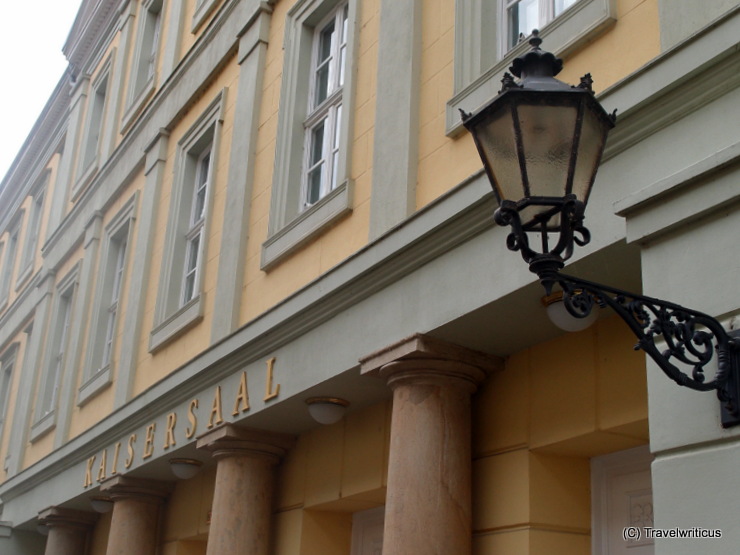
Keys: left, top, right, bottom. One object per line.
{"left": 261, "top": 181, "right": 352, "bottom": 270}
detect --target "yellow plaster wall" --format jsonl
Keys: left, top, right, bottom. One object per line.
{"left": 416, "top": 0, "right": 661, "bottom": 210}
{"left": 162, "top": 466, "right": 215, "bottom": 542}
{"left": 274, "top": 509, "right": 304, "bottom": 555}
{"left": 276, "top": 401, "right": 390, "bottom": 513}
{"left": 239, "top": 0, "right": 379, "bottom": 324}
{"left": 133, "top": 55, "right": 240, "bottom": 396}
{"left": 88, "top": 511, "right": 112, "bottom": 555}
{"left": 558, "top": 0, "right": 660, "bottom": 94}
{"left": 272, "top": 401, "right": 389, "bottom": 554}
{"left": 471, "top": 315, "right": 649, "bottom": 554}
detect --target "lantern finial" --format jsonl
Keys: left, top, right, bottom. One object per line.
{"left": 510, "top": 30, "right": 563, "bottom": 80}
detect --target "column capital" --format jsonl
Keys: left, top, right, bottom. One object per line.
{"left": 197, "top": 424, "right": 294, "bottom": 463}
{"left": 99, "top": 476, "right": 171, "bottom": 504}
{"left": 360, "top": 333, "right": 502, "bottom": 390}
{"left": 38, "top": 507, "right": 97, "bottom": 530}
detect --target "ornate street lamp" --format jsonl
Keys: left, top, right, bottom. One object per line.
{"left": 461, "top": 31, "right": 740, "bottom": 428}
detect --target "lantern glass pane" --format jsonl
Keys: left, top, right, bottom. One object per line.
{"left": 472, "top": 106, "right": 524, "bottom": 202}
{"left": 517, "top": 102, "right": 577, "bottom": 199}
{"left": 571, "top": 104, "right": 608, "bottom": 203}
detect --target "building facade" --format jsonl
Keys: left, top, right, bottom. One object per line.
{"left": 0, "top": 0, "right": 738, "bottom": 553}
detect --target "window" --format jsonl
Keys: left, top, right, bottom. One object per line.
{"left": 303, "top": 4, "right": 348, "bottom": 209}
{"left": 104, "top": 239, "right": 127, "bottom": 366}
{"left": 126, "top": 0, "right": 164, "bottom": 118}
{"left": 0, "top": 219, "right": 22, "bottom": 307}
{"left": 263, "top": 0, "right": 359, "bottom": 269}
{"left": 150, "top": 90, "right": 225, "bottom": 351}
{"left": 81, "top": 75, "right": 108, "bottom": 174}
{"left": 182, "top": 148, "right": 211, "bottom": 305}
{"left": 504, "top": 0, "right": 579, "bottom": 50}
{"left": 0, "top": 346, "right": 18, "bottom": 433}
{"left": 33, "top": 268, "right": 78, "bottom": 438}
{"left": 80, "top": 197, "right": 136, "bottom": 404}
{"left": 17, "top": 178, "right": 47, "bottom": 284}
{"left": 447, "top": 0, "right": 615, "bottom": 135}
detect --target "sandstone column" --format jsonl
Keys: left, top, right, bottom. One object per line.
{"left": 361, "top": 334, "right": 501, "bottom": 555}
{"left": 100, "top": 476, "right": 170, "bottom": 555}
{"left": 197, "top": 424, "right": 294, "bottom": 555}
{"left": 38, "top": 507, "right": 97, "bottom": 555}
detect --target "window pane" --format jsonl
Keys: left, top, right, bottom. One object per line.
{"left": 310, "top": 121, "right": 326, "bottom": 166}
{"left": 307, "top": 165, "right": 323, "bottom": 205}
{"left": 315, "top": 20, "right": 335, "bottom": 105}
{"left": 182, "top": 234, "right": 200, "bottom": 303}
{"left": 186, "top": 235, "right": 200, "bottom": 274}
{"left": 193, "top": 152, "right": 210, "bottom": 223}
{"left": 319, "top": 20, "right": 335, "bottom": 63}
{"left": 315, "top": 62, "right": 331, "bottom": 105}
{"left": 508, "top": 0, "right": 539, "bottom": 48}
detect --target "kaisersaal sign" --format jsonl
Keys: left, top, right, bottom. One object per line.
{"left": 83, "top": 357, "right": 281, "bottom": 488}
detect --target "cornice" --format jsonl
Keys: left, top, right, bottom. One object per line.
{"left": 62, "top": 0, "right": 120, "bottom": 78}
{"left": 600, "top": 7, "right": 740, "bottom": 162}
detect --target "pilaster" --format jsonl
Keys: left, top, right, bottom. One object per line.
{"left": 114, "top": 130, "right": 169, "bottom": 408}
{"left": 210, "top": 3, "right": 272, "bottom": 342}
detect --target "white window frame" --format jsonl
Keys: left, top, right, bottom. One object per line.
{"left": 150, "top": 89, "right": 225, "bottom": 352}
{"left": 181, "top": 147, "right": 212, "bottom": 306}
{"left": 301, "top": 4, "right": 348, "bottom": 210}
{"left": 79, "top": 195, "right": 137, "bottom": 405}
{"left": 0, "top": 344, "right": 18, "bottom": 437}
{"left": 32, "top": 266, "right": 79, "bottom": 440}
{"left": 262, "top": 0, "right": 359, "bottom": 270}
{"left": 0, "top": 216, "right": 22, "bottom": 308}
{"left": 447, "top": 0, "right": 616, "bottom": 136}
{"left": 75, "top": 57, "right": 113, "bottom": 196}
{"left": 16, "top": 174, "right": 47, "bottom": 287}
{"left": 123, "top": 0, "right": 165, "bottom": 129}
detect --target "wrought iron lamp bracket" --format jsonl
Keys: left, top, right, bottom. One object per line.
{"left": 547, "top": 272, "right": 740, "bottom": 428}
{"left": 496, "top": 200, "right": 740, "bottom": 427}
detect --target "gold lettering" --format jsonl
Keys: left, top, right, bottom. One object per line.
{"left": 84, "top": 456, "right": 96, "bottom": 488}
{"left": 164, "top": 412, "right": 177, "bottom": 449}
{"left": 208, "top": 386, "right": 223, "bottom": 429}
{"left": 143, "top": 423, "right": 156, "bottom": 459}
{"left": 186, "top": 398, "right": 199, "bottom": 439}
{"left": 97, "top": 449, "right": 108, "bottom": 483}
{"left": 125, "top": 433, "right": 136, "bottom": 468}
{"left": 232, "top": 372, "right": 250, "bottom": 416}
{"left": 111, "top": 442, "right": 121, "bottom": 475}
{"left": 264, "top": 357, "right": 280, "bottom": 401}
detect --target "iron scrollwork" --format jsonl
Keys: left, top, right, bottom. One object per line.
{"left": 495, "top": 198, "right": 740, "bottom": 427}
{"left": 543, "top": 274, "right": 740, "bottom": 428}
